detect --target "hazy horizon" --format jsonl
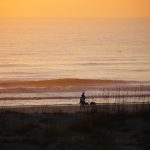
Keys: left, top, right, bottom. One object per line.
{"left": 0, "top": 0, "right": 150, "bottom": 18}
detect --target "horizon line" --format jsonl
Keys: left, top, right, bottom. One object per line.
{"left": 0, "top": 17, "right": 150, "bottom": 19}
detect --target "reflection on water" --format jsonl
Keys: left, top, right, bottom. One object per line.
{"left": 0, "top": 99, "right": 79, "bottom": 107}
{"left": 0, "top": 18, "right": 150, "bottom": 81}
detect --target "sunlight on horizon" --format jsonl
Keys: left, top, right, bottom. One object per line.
{"left": 0, "top": 0, "right": 150, "bottom": 18}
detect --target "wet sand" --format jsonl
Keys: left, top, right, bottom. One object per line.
{"left": 1, "top": 103, "right": 150, "bottom": 114}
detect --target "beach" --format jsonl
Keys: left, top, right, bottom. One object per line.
{"left": 0, "top": 102, "right": 150, "bottom": 114}
{"left": 0, "top": 17, "right": 150, "bottom": 149}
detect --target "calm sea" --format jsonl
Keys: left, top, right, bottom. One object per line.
{"left": 0, "top": 18, "right": 150, "bottom": 81}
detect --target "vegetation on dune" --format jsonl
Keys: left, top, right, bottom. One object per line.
{"left": 0, "top": 110, "right": 150, "bottom": 150}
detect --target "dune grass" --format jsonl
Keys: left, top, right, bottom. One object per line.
{"left": 0, "top": 109, "right": 150, "bottom": 150}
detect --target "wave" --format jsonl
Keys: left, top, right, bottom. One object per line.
{"left": 0, "top": 78, "right": 126, "bottom": 88}
{"left": 0, "top": 78, "right": 149, "bottom": 93}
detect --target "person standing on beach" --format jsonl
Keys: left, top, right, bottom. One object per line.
{"left": 80, "top": 92, "right": 86, "bottom": 104}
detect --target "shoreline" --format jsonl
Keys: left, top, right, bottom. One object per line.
{"left": 0, "top": 79, "right": 149, "bottom": 111}
{"left": 1, "top": 103, "right": 150, "bottom": 114}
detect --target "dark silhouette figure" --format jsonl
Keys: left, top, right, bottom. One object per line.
{"left": 80, "top": 92, "right": 89, "bottom": 107}
{"left": 80, "top": 92, "right": 86, "bottom": 103}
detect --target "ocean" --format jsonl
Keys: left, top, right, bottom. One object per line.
{"left": 0, "top": 18, "right": 150, "bottom": 106}
{"left": 0, "top": 18, "right": 150, "bottom": 81}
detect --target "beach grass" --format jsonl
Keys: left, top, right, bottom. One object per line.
{"left": 0, "top": 107, "right": 150, "bottom": 150}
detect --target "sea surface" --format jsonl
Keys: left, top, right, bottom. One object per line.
{"left": 0, "top": 18, "right": 150, "bottom": 106}
{"left": 0, "top": 18, "right": 150, "bottom": 81}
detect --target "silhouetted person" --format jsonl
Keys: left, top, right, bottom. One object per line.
{"left": 80, "top": 92, "right": 86, "bottom": 105}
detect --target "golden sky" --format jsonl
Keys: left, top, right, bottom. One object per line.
{"left": 0, "top": 0, "right": 150, "bottom": 18}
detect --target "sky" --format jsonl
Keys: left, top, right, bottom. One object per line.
{"left": 0, "top": 0, "right": 150, "bottom": 18}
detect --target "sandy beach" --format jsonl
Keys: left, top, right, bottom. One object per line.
{"left": 0, "top": 102, "right": 149, "bottom": 114}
